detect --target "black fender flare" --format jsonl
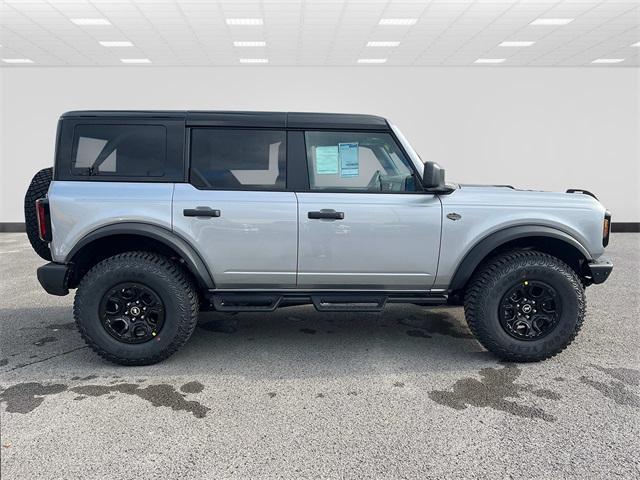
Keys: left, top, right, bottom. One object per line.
{"left": 66, "top": 222, "right": 215, "bottom": 289}
{"left": 448, "top": 225, "right": 592, "bottom": 291}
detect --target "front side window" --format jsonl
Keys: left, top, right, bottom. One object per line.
{"left": 190, "top": 129, "right": 286, "bottom": 190}
{"left": 72, "top": 124, "right": 167, "bottom": 177}
{"left": 305, "top": 131, "right": 416, "bottom": 192}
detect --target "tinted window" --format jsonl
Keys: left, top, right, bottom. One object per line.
{"left": 305, "top": 131, "right": 416, "bottom": 192}
{"left": 72, "top": 124, "right": 167, "bottom": 177}
{"left": 190, "top": 129, "right": 286, "bottom": 190}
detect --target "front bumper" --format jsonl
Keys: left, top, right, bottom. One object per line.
{"left": 37, "top": 262, "right": 71, "bottom": 296}
{"left": 586, "top": 257, "right": 613, "bottom": 284}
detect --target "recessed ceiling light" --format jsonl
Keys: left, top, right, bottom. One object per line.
{"left": 367, "top": 41, "right": 400, "bottom": 47}
{"left": 530, "top": 18, "right": 574, "bottom": 26}
{"left": 499, "top": 41, "right": 535, "bottom": 47}
{"left": 226, "top": 18, "right": 263, "bottom": 26}
{"left": 71, "top": 18, "right": 111, "bottom": 26}
{"left": 233, "top": 41, "right": 266, "bottom": 47}
{"left": 2, "top": 58, "right": 34, "bottom": 64}
{"left": 379, "top": 19, "right": 417, "bottom": 26}
{"left": 474, "top": 58, "right": 506, "bottom": 64}
{"left": 120, "top": 58, "right": 151, "bottom": 64}
{"left": 99, "top": 41, "right": 133, "bottom": 47}
{"left": 591, "top": 58, "right": 625, "bottom": 64}
{"left": 358, "top": 58, "right": 387, "bottom": 64}
{"left": 239, "top": 58, "right": 268, "bottom": 63}
{"left": 631, "top": 41, "right": 640, "bottom": 47}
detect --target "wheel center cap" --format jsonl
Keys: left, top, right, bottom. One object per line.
{"left": 521, "top": 304, "right": 532, "bottom": 314}
{"left": 130, "top": 306, "right": 141, "bottom": 316}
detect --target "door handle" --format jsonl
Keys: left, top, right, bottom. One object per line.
{"left": 308, "top": 210, "right": 344, "bottom": 220}
{"left": 183, "top": 207, "right": 221, "bottom": 218}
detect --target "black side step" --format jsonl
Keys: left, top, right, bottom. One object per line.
{"left": 205, "top": 291, "right": 449, "bottom": 312}
{"left": 311, "top": 294, "right": 387, "bottom": 312}
{"left": 211, "top": 293, "right": 282, "bottom": 312}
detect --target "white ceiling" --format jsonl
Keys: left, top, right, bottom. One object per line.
{"left": 1, "top": 0, "right": 638, "bottom": 67}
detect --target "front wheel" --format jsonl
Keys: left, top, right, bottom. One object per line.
{"left": 464, "top": 250, "right": 586, "bottom": 362}
{"left": 74, "top": 252, "right": 199, "bottom": 365}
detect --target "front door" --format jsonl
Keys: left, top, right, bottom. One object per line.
{"left": 297, "top": 130, "right": 442, "bottom": 290}
{"left": 173, "top": 128, "right": 297, "bottom": 289}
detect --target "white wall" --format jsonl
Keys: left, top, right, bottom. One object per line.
{"left": 1, "top": 66, "right": 638, "bottom": 222}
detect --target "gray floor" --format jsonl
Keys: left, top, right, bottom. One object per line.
{"left": 1, "top": 233, "right": 639, "bottom": 479}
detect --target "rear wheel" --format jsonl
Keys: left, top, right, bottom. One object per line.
{"left": 74, "top": 251, "right": 199, "bottom": 365}
{"left": 24, "top": 167, "right": 53, "bottom": 260}
{"left": 464, "top": 250, "right": 586, "bottom": 362}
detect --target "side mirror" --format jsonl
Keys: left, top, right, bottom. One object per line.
{"left": 421, "top": 161, "right": 446, "bottom": 190}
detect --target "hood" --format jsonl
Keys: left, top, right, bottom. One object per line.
{"left": 450, "top": 184, "right": 604, "bottom": 211}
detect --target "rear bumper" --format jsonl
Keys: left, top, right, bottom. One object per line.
{"left": 37, "top": 262, "right": 70, "bottom": 296}
{"left": 586, "top": 257, "right": 613, "bottom": 285}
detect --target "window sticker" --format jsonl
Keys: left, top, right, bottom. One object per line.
{"left": 315, "top": 146, "right": 339, "bottom": 175}
{"left": 339, "top": 142, "right": 359, "bottom": 178}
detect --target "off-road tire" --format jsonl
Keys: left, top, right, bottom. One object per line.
{"left": 464, "top": 250, "right": 586, "bottom": 362}
{"left": 24, "top": 167, "right": 53, "bottom": 260}
{"left": 74, "top": 251, "right": 199, "bottom": 366}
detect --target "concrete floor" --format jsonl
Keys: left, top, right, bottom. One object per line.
{"left": 0, "top": 233, "right": 639, "bottom": 479}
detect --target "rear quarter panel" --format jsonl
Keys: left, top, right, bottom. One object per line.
{"left": 434, "top": 187, "right": 607, "bottom": 289}
{"left": 48, "top": 181, "right": 174, "bottom": 262}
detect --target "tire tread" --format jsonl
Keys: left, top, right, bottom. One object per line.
{"left": 464, "top": 250, "right": 586, "bottom": 362}
{"left": 24, "top": 167, "right": 53, "bottom": 261}
{"left": 73, "top": 251, "right": 199, "bottom": 366}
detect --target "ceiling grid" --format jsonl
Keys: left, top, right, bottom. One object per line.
{"left": 0, "top": 0, "right": 637, "bottom": 67}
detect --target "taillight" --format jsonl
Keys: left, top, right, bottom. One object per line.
{"left": 35, "top": 198, "right": 51, "bottom": 242}
{"left": 603, "top": 211, "right": 611, "bottom": 247}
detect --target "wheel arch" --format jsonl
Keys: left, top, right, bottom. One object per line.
{"left": 448, "top": 225, "right": 592, "bottom": 294}
{"left": 66, "top": 222, "right": 215, "bottom": 290}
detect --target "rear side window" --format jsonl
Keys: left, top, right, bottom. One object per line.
{"left": 72, "top": 124, "right": 167, "bottom": 177}
{"left": 190, "top": 129, "right": 286, "bottom": 190}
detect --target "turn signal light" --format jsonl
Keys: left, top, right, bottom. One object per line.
{"left": 603, "top": 211, "right": 611, "bottom": 247}
{"left": 35, "top": 198, "right": 52, "bottom": 242}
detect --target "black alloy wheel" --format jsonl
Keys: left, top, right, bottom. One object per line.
{"left": 498, "top": 280, "right": 562, "bottom": 340}
{"left": 99, "top": 282, "right": 166, "bottom": 344}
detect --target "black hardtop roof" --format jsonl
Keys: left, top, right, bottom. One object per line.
{"left": 60, "top": 110, "right": 390, "bottom": 130}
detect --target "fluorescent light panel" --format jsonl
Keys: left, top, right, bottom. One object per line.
{"left": 99, "top": 41, "right": 133, "bottom": 47}
{"left": 233, "top": 41, "right": 266, "bottom": 47}
{"left": 358, "top": 58, "right": 387, "bottom": 64}
{"left": 71, "top": 18, "right": 111, "bottom": 26}
{"left": 2, "top": 58, "right": 33, "bottom": 63}
{"left": 239, "top": 58, "right": 268, "bottom": 63}
{"left": 530, "top": 18, "right": 573, "bottom": 26}
{"left": 474, "top": 58, "right": 505, "bottom": 64}
{"left": 499, "top": 41, "right": 535, "bottom": 47}
{"left": 367, "top": 41, "right": 400, "bottom": 47}
{"left": 591, "top": 58, "right": 624, "bottom": 64}
{"left": 120, "top": 58, "right": 151, "bottom": 64}
{"left": 226, "top": 18, "right": 263, "bottom": 26}
{"left": 379, "top": 18, "right": 416, "bottom": 26}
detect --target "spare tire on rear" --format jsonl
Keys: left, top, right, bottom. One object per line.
{"left": 24, "top": 167, "right": 53, "bottom": 261}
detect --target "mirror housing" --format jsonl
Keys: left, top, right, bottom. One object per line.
{"left": 421, "top": 161, "right": 446, "bottom": 190}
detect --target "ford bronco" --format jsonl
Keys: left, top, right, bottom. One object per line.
{"left": 25, "top": 111, "right": 613, "bottom": 365}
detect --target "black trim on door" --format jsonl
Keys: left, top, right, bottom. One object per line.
{"left": 286, "top": 130, "right": 310, "bottom": 191}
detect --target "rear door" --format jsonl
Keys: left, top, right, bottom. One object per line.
{"left": 296, "top": 130, "right": 442, "bottom": 290}
{"left": 173, "top": 127, "right": 298, "bottom": 288}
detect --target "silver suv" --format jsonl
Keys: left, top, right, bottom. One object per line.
{"left": 25, "top": 110, "right": 613, "bottom": 365}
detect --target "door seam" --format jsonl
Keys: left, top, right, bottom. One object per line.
{"left": 294, "top": 191, "right": 300, "bottom": 287}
